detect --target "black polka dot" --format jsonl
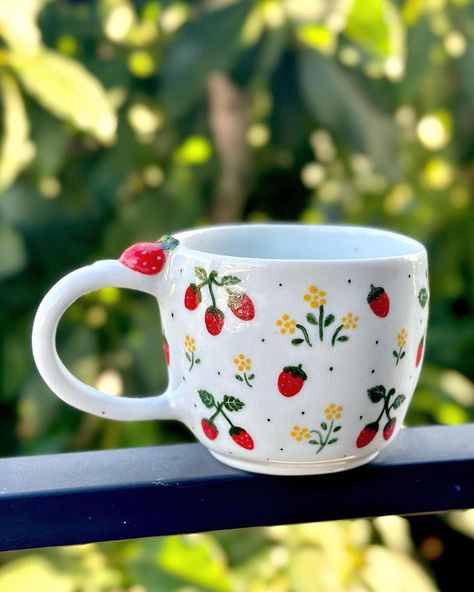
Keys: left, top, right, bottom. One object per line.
{"left": 267, "top": 418, "right": 271, "bottom": 422}
{"left": 329, "top": 367, "right": 334, "bottom": 371}
{"left": 182, "top": 376, "right": 185, "bottom": 381}
{"left": 301, "top": 411, "right": 305, "bottom": 415}
{"left": 348, "top": 279, "right": 352, "bottom": 284}
{"left": 194, "top": 403, "right": 197, "bottom": 408}
{"left": 228, "top": 451, "right": 232, "bottom": 455}
{"left": 375, "top": 340, "right": 379, "bottom": 345}
{"left": 101, "top": 411, "right": 105, "bottom": 415}
{"left": 261, "top": 338, "right": 265, "bottom": 342}
{"left": 371, "top": 369, "right": 375, "bottom": 374}
{"left": 359, "top": 415, "right": 363, "bottom": 420}
{"left": 217, "top": 371, "right": 221, "bottom": 375}
{"left": 278, "top": 283, "right": 283, "bottom": 287}
{"left": 408, "top": 274, "right": 411, "bottom": 278}
{"left": 171, "top": 313, "right": 174, "bottom": 318}
{"left": 280, "top": 448, "right": 284, "bottom": 451}
{"left": 180, "top": 268, "right": 183, "bottom": 273}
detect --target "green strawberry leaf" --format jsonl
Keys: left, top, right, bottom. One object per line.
{"left": 235, "top": 374, "right": 243, "bottom": 381}
{"left": 418, "top": 287, "right": 428, "bottom": 308}
{"left": 321, "top": 422, "right": 328, "bottom": 431}
{"left": 337, "top": 335, "right": 349, "bottom": 342}
{"left": 367, "top": 385, "right": 386, "bottom": 403}
{"left": 291, "top": 338, "right": 304, "bottom": 345}
{"left": 195, "top": 266, "right": 208, "bottom": 281}
{"left": 306, "top": 313, "right": 318, "bottom": 325}
{"left": 328, "top": 438, "right": 338, "bottom": 445}
{"left": 198, "top": 389, "right": 215, "bottom": 408}
{"left": 333, "top": 426, "right": 341, "bottom": 432}
{"left": 387, "top": 388, "right": 396, "bottom": 397}
{"left": 223, "top": 395, "right": 244, "bottom": 411}
{"left": 220, "top": 275, "right": 241, "bottom": 285}
{"left": 392, "top": 394, "right": 406, "bottom": 409}
{"left": 324, "top": 314, "right": 335, "bottom": 327}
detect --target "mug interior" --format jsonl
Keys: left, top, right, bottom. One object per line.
{"left": 176, "top": 225, "right": 425, "bottom": 262}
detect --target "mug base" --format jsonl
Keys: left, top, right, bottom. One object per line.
{"left": 210, "top": 450, "right": 380, "bottom": 476}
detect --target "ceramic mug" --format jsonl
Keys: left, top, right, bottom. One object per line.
{"left": 32, "top": 224, "right": 429, "bottom": 475}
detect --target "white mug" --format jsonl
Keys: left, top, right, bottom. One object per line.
{"left": 32, "top": 224, "right": 429, "bottom": 475}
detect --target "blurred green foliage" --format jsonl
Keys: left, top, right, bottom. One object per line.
{"left": 0, "top": 0, "right": 473, "bottom": 589}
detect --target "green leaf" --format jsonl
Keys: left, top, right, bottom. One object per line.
{"left": 306, "top": 313, "right": 318, "bottom": 325}
{"left": 235, "top": 374, "right": 243, "bottom": 381}
{"left": 198, "top": 389, "right": 215, "bottom": 408}
{"left": 418, "top": 287, "right": 428, "bottom": 308}
{"left": 223, "top": 395, "right": 244, "bottom": 411}
{"left": 337, "top": 335, "right": 349, "bottom": 342}
{"left": 345, "top": 0, "right": 405, "bottom": 61}
{"left": 161, "top": 1, "right": 253, "bottom": 120}
{"left": 328, "top": 438, "right": 338, "bottom": 445}
{"left": 324, "top": 314, "right": 335, "bottom": 327}
{"left": 367, "top": 385, "right": 386, "bottom": 403}
{"left": 0, "top": 221, "right": 27, "bottom": 279}
{"left": 393, "top": 350, "right": 398, "bottom": 358}
{"left": 333, "top": 426, "right": 341, "bottom": 433}
{"left": 185, "top": 352, "right": 191, "bottom": 362}
{"left": 291, "top": 338, "right": 304, "bottom": 345}
{"left": 247, "top": 374, "right": 255, "bottom": 380}
{"left": 0, "top": 73, "right": 34, "bottom": 191}
{"left": 400, "top": 351, "right": 406, "bottom": 359}
{"left": 298, "top": 49, "right": 398, "bottom": 177}
{"left": 387, "top": 388, "right": 396, "bottom": 397}
{"left": 321, "top": 422, "right": 328, "bottom": 431}
{"left": 195, "top": 266, "right": 208, "bottom": 281}
{"left": 220, "top": 275, "right": 241, "bottom": 285}
{"left": 195, "top": 359, "right": 201, "bottom": 364}
{"left": 308, "top": 440, "right": 319, "bottom": 445}
{"left": 392, "top": 394, "right": 406, "bottom": 409}
{"left": 10, "top": 49, "right": 117, "bottom": 144}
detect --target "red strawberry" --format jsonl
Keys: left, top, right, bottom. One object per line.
{"left": 227, "top": 293, "right": 255, "bottom": 321}
{"left": 356, "top": 421, "right": 379, "bottom": 448}
{"left": 120, "top": 242, "right": 166, "bottom": 275}
{"left": 184, "top": 283, "right": 201, "bottom": 310}
{"left": 163, "top": 336, "right": 170, "bottom": 366}
{"left": 205, "top": 306, "right": 224, "bottom": 336}
{"left": 383, "top": 418, "right": 396, "bottom": 441}
{"left": 201, "top": 418, "right": 218, "bottom": 440}
{"left": 229, "top": 426, "right": 254, "bottom": 450}
{"left": 367, "top": 284, "right": 390, "bottom": 318}
{"left": 416, "top": 336, "right": 424, "bottom": 368}
{"left": 277, "top": 364, "right": 307, "bottom": 397}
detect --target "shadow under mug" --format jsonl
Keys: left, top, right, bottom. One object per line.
{"left": 32, "top": 224, "right": 429, "bottom": 475}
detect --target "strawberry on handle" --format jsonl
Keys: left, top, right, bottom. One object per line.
{"left": 119, "top": 235, "right": 179, "bottom": 275}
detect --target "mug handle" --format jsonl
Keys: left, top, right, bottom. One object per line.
{"left": 32, "top": 258, "right": 179, "bottom": 421}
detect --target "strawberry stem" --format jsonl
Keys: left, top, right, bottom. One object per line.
{"left": 208, "top": 281, "right": 217, "bottom": 308}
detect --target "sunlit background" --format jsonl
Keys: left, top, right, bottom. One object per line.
{"left": 0, "top": 0, "right": 473, "bottom": 590}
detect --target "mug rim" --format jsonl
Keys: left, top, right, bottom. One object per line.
{"left": 173, "top": 223, "right": 426, "bottom": 264}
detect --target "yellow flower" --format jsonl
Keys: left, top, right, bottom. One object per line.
{"left": 184, "top": 335, "right": 196, "bottom": 352}
{"left": 324, "top": 403, "right": 343, "bottom": 421}
{"left": 397, "top": 328, "right": 408, "bottom": 347}
{"left": 340, "top": 312, "right": 359, "bottom": 330}
{"left": 290, "top": 425, "right": 311, "bottom": 441}
{"left": 276, "top": 314, "right": 296, "bottom": 334}
{"left": 303, "top": 284, "right": 327, "bottom": 308}
{"left": 233, "top": 353, "right": 251, "bottom": 372}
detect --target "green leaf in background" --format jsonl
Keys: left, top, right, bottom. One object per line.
{"left": 9, "top": 49, "right": 117, "bottom": 144}
{"left": 0, "top": 73, "right": 35, "bottom": 191}
{"left": 345, "top": 0, "right": 405, "bottom": 63}
{"left": 161, "top": 0, "right": 253, "bottom": 120}
{"left": 298, "top": 48, "right": 399, "bottom": 177}
{"left": 158, "top": 534, "right": 231, "bottom": 592}
{"left": 0, "top": 220, "right": 26, "bottom": 278}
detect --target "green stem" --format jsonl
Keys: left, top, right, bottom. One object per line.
{"left": 209, "top": 403, "right": 221, "bottom": 423}
{"left": 208, "top": 281, "right": 217, "bottom": 308}
{"left": 189, "top": 351, "right": 195, "bottom": 371}
{"left": 296, "top": 324, "right": 312, "bottom": 347}
{"left": 319, "top": 305, "right": 324, "bottom": 341}
{"left": 384, "top": 389, "right": 396, "bottom": 421}
{"left": 311, "top": 429, "right": 323, "bottom": 444}
{"left": 243, "top": 373, "right": 253, "bottom": 388}
{"left": 316, "top": 418, "right": 334, "bottom": 454}
{"left": 218, "top": 403, "right": 234, "bottom": 427}
{"left": 331, "top": 325, "right": 343, "bottom": 346}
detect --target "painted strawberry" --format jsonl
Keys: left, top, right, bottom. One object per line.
{"left": 277, "top": 364, "right": 307, "bottom": 397}
{"left": 367, "top": 284, "right": 390, "bottom": 318}
{"left": 163, "top": 336, "right": 170, "bottom": 366}
{"left": 356, "top": 421, "right": 379, "bottom": 448}
{"left": 205, "top": 306, "right": 224, "bottom": 336}
{"left": 120, "top": 242, "right": 166, "bottom": 275}
{"left": 227, "top": 293, "right": 255, "bottom": 321}
{"left": 229, "top": 426, "right": 254, "bottom": 450}
{"left": 201, "top": 418, "right": 218, "bottom": 440}
{"left": 184, "top": 283, "right": 201, "bottom": 310}
{"left": 383, "top": 418, "right": 396, "bottom": 441}
{"left": 416, "top": 336, "right": 424, "bottom": 368}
